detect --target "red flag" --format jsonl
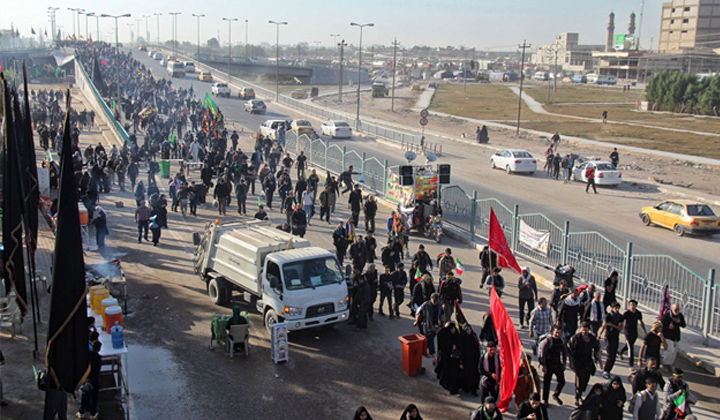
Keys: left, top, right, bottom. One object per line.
{"left": 490, "top": 286, "right": 522, "bottom": 412}
{"left": 657, "top": 284, "right": 671, "bottom": 321}
{"left": 488, "top": 207, "right": 522, "bottom": 273}
{"left": 0, "top": 60, "right": 4, "bottom": 72}
{"left": 101, "top": 59, "right": 109, "bottom": 67}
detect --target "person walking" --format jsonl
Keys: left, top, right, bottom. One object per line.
{"left": 602, "top": 375, "right": 627, "bottom": 420}
{"left": 661, "top": 368, "right": 697, "bottom": 419}
{"left": 378, "top": 266, "right": 394, "bottom": 317}
{"left": 479, "top": 245, "right": 497, "bottom": 285}
{"left": 301, "top": 186, "right": 313, "bottom": 226}
{"left": 558, "top": 287, "right": 583, "bottom": 340}
{"left": 414, "top": 293, "right": 442, "bottom": 364}
{"left": 485, "top": 267, "right": 506, "bottom": 298}
{"left": 149, "top": 215, "right": 162, "bottom": 246}
{"left": 632, "top": 377, "right": 661, "bottom": 420}
{"left": 518, "top": 267, "right": 538, "bottom": 328}
{"left": 318, "top": 185, "right": 332, "bottom": 223}
{"left": 583, "top": 292, "right": 605, "bottom": 335}
{"left": 632, "top": 357, "right": 665, "bottom": 395}
{"left": 603, "top": 270, "right": 619, "bottom": 308}
{"left": 92, "top": 206, "right": 109, "bottom": 250}
{"left": 529, "top": 297, "right": 552, "bottom": 356}
{"left": 392, "top": 265, "right": 408, "bottom": 318}
{"left": 177, "top": 182, "right": 190, "bottom": 217}
{"left": 235, "top": 179, "right": 248, "bottom": 215}
{"left": 352, "top": 275, "right": 371, "bottom": 330}
{"left": 363, "top": 195, "right": 378, "bottom": 233}
{"left": 516, "top": 392, "right": 548, "bottom": 420}
{"left": 438, "top": 248, "right": 456, "bottom": 279}
{"left": 661, "top": 304, "right": 685, "bottom": 369}
{"left": 283, "top": 191, "right": 296, "bottom": 226}
{"left": 214, "top": 178, "right": 230, "bottom": 216}
{"left": 76, "top": 341, "right": 102, "bottom": 419}
{"left": 438, "top": 272, "right": 462, "bottom": 324}
{"left": 332, "top": 222, "right": 349, "bottom": 265}
{"left": 562, "top": 154, "right": 571, "bottom": 184}
{"left": 135, "top": 200, "right": 151, "bottom": 243}
{"left": 539, "top": 325, "right": 567, "bottom": 406}
{"left": 602, "top": 110, "right": 608, "bottom": 123}
{"left": 470, "top": 397, "right": 503, "bottom": 420}
{"left": 609, "top": 147, "right": 620, "bottom": 168}
{"left": 348, "top": 184, "right": 363, "bottom": 227}
{"left": 585, "top": 165, "right": 597, "bottom": 194}
{"left": 620, "top": 299, "right": 647, "bottom": 367}
{"left": 638, "top": 322, "right": 668, "bottom": 368}
{"left": 567, "top": 322, "right": 602, "bottom": 407}
{"left": 599, "top": 302, "right": 625, "bottom": 379}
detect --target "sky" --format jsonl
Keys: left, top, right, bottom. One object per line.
{"left": 0, "top": 0, "right": 664, "bottom": 52}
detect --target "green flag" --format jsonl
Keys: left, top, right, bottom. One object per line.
{"left": 170, "top": 130, "right": 176, "bottom": 145}
{"left": 258, "top": 197, "right": 262, "bottom": 207}
{"left": 673, "top": 390, "right": 686, "bottom": 416}
{"left": 55, "top": 66, "right": 61, "bottom": 77}
{"left": 202, "top": 93, "right": 217, "bottom": 116}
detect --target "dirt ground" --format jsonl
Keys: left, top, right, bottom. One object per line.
{"left": 315, "top": 85, "right": 720, "bottom": 198}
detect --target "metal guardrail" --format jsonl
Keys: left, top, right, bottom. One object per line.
{"left": 439, "top": 184, "right": 719, "bottom": 341}
{"left": 74, "top": 58, "right": 130, "bottom": 144}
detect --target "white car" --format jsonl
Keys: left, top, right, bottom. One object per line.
{"left": 260, "top": 120, "right": 286, "bottom": 140}
{"left": 572, "top": 161, "right": 622, "bottom": 186}
{"left": 490, "top": 149, "right": 537, "bottom": 174}
{"left": 320, "top": 120, "right": 352, "bottom": 139}
{"left": 183, "top": 62, "right": 195, "bottom": 73}
{"left": 211, "top": 82, "right": 231, "bottom": 97}
{"left": 148, "top": 49, "right": 156, "bottom": 57}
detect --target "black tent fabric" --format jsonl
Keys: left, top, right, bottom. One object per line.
{"left": 1, "top": 74, "right": 28, "bottom": 316}
{"left": 45, "top": 91, "right": 89, "bottom": 394}
{"left": 21, "top": 62, "right": 39, "bottom": 252}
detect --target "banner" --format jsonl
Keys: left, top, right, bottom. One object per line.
{"left": 518, "top": 220, "right": 550, "bottom": 255}
{"left": 490, "top": 286, "right": 522, "bottom": 412}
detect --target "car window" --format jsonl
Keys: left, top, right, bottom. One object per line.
{"left": 686, "top": 205, "right": 716, "bottom": 216}
{"left": 282, "top": 257, "right": 343, "bottom": 290}
{"left": 513, "top": 151, "right": 533, "bottom": 158}
{"left": 335, "top": 122, "right": 350, "bottom": 127}
{"left": 669, "top": 203, "right": 684, "bottom": 215}
{"left": 657, "top": 202, "right": 673, "bottom": 211}
{"left": 595, "top": 163, "right": 615, "bottom": 171}
{"left": 267, "top": 261, "right": 282, "bottom": 290}
{"left": 296, "top": 121, "right": 311, "bottom": 127}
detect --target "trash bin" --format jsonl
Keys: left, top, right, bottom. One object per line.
{"left": 159, "top": 160, "right": 171, "bottom": 179}
{"left": 398, "top": 333, "right": 427, "bottom": 376}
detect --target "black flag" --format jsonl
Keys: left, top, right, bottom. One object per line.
{"left": 1, "top": 75, "right": 28, "bottom": 316}
{"left": 45, "top": 91, "right": 89, "bottom": 394}
{"left": 92, "top": 56, "right": 107, "bottom": 96}
{"left": 21, "top": 62, "right": 39, "bottom": 252}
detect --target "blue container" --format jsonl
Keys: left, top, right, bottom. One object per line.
{"left": 111, "top": 322, "right": 124, "bottom": 349}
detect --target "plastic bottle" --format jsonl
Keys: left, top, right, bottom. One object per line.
{"left": 111, "top": 322, "right": 124, "bottom": 349}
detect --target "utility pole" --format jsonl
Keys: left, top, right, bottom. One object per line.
{"left": 245, "top": 20, "right": 249, "bottom": 58}
{"left": 223, "top": 18, "right": 239, "bottom": 83}
{"left": 143, "top": 15, "right": 151, "bottom": 44}
{"left": 168, "top": 12, "right": 181, "bottom": 54}
{"left": 391, "top": 38, "right": 399, "bottom": 112}
{"left": 154, "top": 13, "right": 162, "bottom": 45}
{"left": 192, "top": 14, "right": 205, "bottom": 58}
{"left": 554, "top": 40, "right": 559, "bottom": 92}
{"left": 338, "top": 39, "right": 347, "bottom": 103}
{"left": 516, "top": 40, "right": 531, "bottom": 136}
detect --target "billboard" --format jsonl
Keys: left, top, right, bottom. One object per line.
{"left": 615, "top": 34, "right": 626, "bottom": 51}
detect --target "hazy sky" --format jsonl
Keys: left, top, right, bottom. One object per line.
{"left": 1, "top": 0, "right": 663, "bottom": 51}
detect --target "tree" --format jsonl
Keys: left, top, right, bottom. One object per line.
{"left": 206, "top": 37, "right": 219, "bottom": 48}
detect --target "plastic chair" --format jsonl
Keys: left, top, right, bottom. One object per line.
{"left": 210, "top": 314, "right": 232, "bottom": 350}
{"left": 0, "top": 294, "right": 21, "bottom": 338}
{"left": 226, "top": 324, "right": 250, "bottom": 358}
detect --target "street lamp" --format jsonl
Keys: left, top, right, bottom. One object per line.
{"left": 100, "top": 13, "right": 132, "bottom": 52}
{"left": 168, "top": 12, "right": 181, "bottom": 54}
{"left": 223, "top": 17, "right": 239, "bottom": 83}
{"left": 349, "top": 22, "right": 374, "bottom": 130}
{"left": 192, "top": 14, "right": 205, "bottom": 58}
{"left": 78, "top": 10, "right": 88, "bottom": 40}
{"left": 127, "top": 22, "right": 135, "bottom": 45}
{"left": 48, "top": 7, "right": 59, "bottom": 44}
{"left": 244, "top": 19, "right": 249, "bottom": 58}
{"left": 135, "top": 19, "right": 142, "bottom": 45}
{"left": 85, "top": 13, "right": 95, "bottom": 41}
{"left": 269, "top": 20, "right": 288, "bottom": 101}
{"left": 143, "top": 15, "right": 151, "bottom": 44}
{"left": 154, "top": 13, "right": 162, "bottom": 45}
{"left": 67, "top": 8, "right": 81, "bottom": 39}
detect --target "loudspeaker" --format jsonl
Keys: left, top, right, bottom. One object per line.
{"left": 438, "top": 164, "right": 451, "bottom": 184}
{"left": 400, "top": 165, "right": 414, "bottom": 186}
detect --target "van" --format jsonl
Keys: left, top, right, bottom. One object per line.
{"left": 167, "top": 61, "right": 185, "bottom": 78}
{"left": 596, "top": 75, "right": 617, "bottom": 85}
{"left": 533, "top": 71, "right": 549, "bottom": 81}
{"left": 183, "top": 62, "right": 196, "bottom": 73}
{"left": 572, "top": 75, "right": 588, "bottom": 83}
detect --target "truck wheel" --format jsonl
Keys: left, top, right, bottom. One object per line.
{"left": 208, "top": 278, "right": 230, "bottom": 305}
{"left": 264, "top": 309, "right": 278, "bottom": 332}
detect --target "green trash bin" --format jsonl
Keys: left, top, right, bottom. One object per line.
{"left": 159, "top": 160, "right": 171, "bottom": 179}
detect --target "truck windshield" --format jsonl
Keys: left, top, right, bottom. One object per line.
{"left": 282, "top": 257, "right": 343, "bottom": 290}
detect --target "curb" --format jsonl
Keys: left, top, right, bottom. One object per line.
{"left": 678, "top": 348, "right": 720, "bottom": 378}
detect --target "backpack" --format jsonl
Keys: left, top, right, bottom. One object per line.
{"left": 627, "top": 390, "right": 646, "bottom": 414}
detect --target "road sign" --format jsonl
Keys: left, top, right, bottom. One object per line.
{"left": 419, "top": 117, "right": 428, "bottom": 126}
{"left": 420, "top": 109, "right": 429, "bottom": 118}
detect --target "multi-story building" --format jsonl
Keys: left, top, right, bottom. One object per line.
{"left": 659, "top": 0, "right": 720, "bottom": 52}
{"left": 531, "top": 32, "right": 604, "bottom": 73}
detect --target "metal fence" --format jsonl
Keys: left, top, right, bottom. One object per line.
{"left": 438, "top": 185, "right": 719, "bottom": 341}
{"left": 74, "top": 59, "right": 130, "bottom": 144}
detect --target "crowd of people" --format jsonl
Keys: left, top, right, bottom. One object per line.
{"left": 45, "top": 43, "right": 700, "bottom": 420}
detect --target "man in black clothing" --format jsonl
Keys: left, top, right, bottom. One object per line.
{"left": 661, "top": 303, "right": 686, "bottom": 368}
{"left": 632, "top": 357, "right": 665, "bottom": 395}
{"left": 318, "top": 185, "right": 332, "bottom": 223}
{"left": 412, "top": 244, "right": 433, "bottom": 274}
{"left": 352, "top": 275, "right": 371, "bottom": 329}
{"left": 77, "top": 341, "right": 102, "bottom": 419}
{"left": 349, "top": 235, "right": 366, "bottom": 273}
{"left": 516, "top": 392, "right": 548, "bottom": 420}
{"left": 558, "top": 287, "right": 583, "bottom": 340}
{"left": 332, "top": 222, "right": 349, "bottom": 265}
{"left": 479, "top": 245, "right": 496, "bottom": 285}
{"left": 567, "top": 322, "right": 602, "bottom": 406}
{"left": 438, "top": 272, "right": 462, "bottom": 324}
{"left": 339, "top": 165, "right": 358, "bottom": 194}
{"left": 363, "top": 232, "right": 377, "bottom": 262}
{"left": 381, "top": 240, "right": 400, "bottom": 272}
{"left": 296, "top": 151, "right": 307, "bottom": 179}
{"left": 263, "top": 176, "right": 276, "bottom": 210}
{"left": 620, "top": 299, "right": 647, "bottom": 367}
{"left": 348, "top": 184, "right": 363, "bottom": 227}
{"left": 363, "top": 195, "right": 378, "bottom": 233}
{"left": 539, "top": 325, "right": 567, "bottom": 406}
{"left": 391, "top": 263, "right": 407, "bottom": 318}
{"left": 254, "top": 205, "right": 268, "bottom": 221}
{"left": 378, "top": 266, "right": 394, "bottom": 317}
{"left": 599, "top": 302, "right": 624, "bottom": 378}
{"left": 550, "top": 280, "right": 569, "bottom": 321}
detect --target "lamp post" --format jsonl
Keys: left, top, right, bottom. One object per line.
{"left": 192, "top": 14, "right": 205, "bottom": 58}
{"left": 338, "top": 39, "right": 347, "bottom": 103}
{"left": 48, "top": 7, "right": 59, "bottom": 44}
{"left": 127, "top": 22, "right": 135, "bottom": 45}
{"left": 245, "top": 19, "right": 249, "bottom": 58}
{"left": 154, "top": 13, "right": 162, "bottom": 45}
{"left": 135, "top": 19, "right": 142, "bottom": 45}
{"left": 100, "top": 13, "right": 132, "bottom": 111}
{"left": 78, "top": 10, "right": 88, "bottom": 40}
{"left": 85, "top": 13, "right": 95, "bottom": 41}
{"left": 143, "top": 15, "right": 151, "bottom": 44}
{"left": 269, "top": 20, "right": 288, "bottom": 101}
{"left": 168, "top": 12, "right": 181, "bottom": 54}
{"left": 349, "top": 22, "right": 374, "bottom": 130}
{"left": 222, "top": 17, "right": 238, "bottom": 83}
{"left": 67, "top": 8, "right": 80, "bottom": 39}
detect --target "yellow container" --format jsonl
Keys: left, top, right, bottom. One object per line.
{"left": 92, "top": 290, "right": 110, "bottom": 315}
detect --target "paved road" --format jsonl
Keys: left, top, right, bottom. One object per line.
{"left": 131, "top": 50, "right": 720, "bottom": 280}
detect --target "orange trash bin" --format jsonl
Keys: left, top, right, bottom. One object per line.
{"left": 398, "top": 334, "right": 427, "bottom": 376}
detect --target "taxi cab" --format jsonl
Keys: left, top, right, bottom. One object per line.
{"left": 640, "top": 200, "right": 720, "bottom": 236}
{"left": 198, "top": 71, "right": 213, "bottom": 82}
{"left": 291, "top": 120, "right": 315, "bottom": 136}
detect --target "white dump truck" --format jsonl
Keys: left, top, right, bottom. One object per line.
{"left": 193, "top": 220, "right": 350, "bottom": 331}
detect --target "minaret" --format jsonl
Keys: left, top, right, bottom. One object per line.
{"left": 629, "top": 12, "right": 637, "bottom": 35}
{"left": 606, "top": 12, "right": 616, "bottom": 52}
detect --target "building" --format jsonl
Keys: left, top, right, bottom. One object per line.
{"left": 531, "top": 33, "right": 604, "bottom": 73}
{"left": 659, "top": 0, "right": 720, "bottom": 52}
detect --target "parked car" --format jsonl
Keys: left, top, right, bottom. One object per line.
{"left": 572, "top": 161, "right": 622, "bottom": 186}
{"left": 198, "top": 71, "right": 213, "bottom": 82}
{"left": 160, "top": 57, "right": 168, "bottom": 67}
{"left": 260, "top": 120, "right": 286, "bottom": 139}
{"left": 211, "top": 82, "right": 231, "bottom": 97}
{"left": 490, "top": 149, "right": 537, "bottom": 174}
{"left": 640, "top": 200, "right": 720, "bottom": 236}
{"left": 244, "top": 99, "right": 266, "bottom": 114}
{"left": 290, "top": 89, "right": 308, "bottom": 99}
{"left": 183, "top": 62, "right": 196, "bottom": 73}
{"left": 238, "top": 87, "right": 256, "bottom": 99}
{"left": 320, "top": 120, "right": 352, "bottom": 139}
{"left": 291, "top": 120, "right": 315, "bottom": 136}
